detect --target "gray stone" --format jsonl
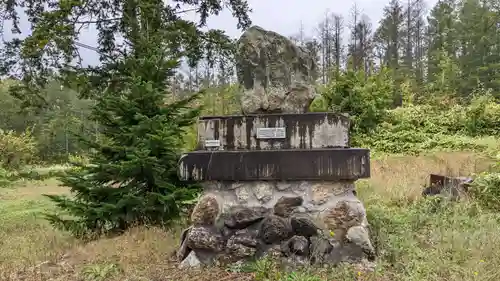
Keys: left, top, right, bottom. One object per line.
{"left": 228, "top": 228, "right": 260, "bottom": 248}
{"left": 310, "top": 182, "right": 353, "bottom": 205}
{"left": 179, "top": 251, "right": 202, "bottom": 269}
{"left": 230, "top": 182, "right": 244, "bottom": 190}
{"left": 224, "top": 206, "right": 268, "bottom": 229}
{"left": 281, "top": 235, "right": 309, "bottom": 256}
{"left": 328, "top": 242, "right": 366, "bottom": 264}
{"left": 273, "top": 196, "right": 303, "bottom": 217}
{"left": 190, "top": 194, "right": 221, "bottom": 226}
{"left": 226, "top": 229, "right": 259, "bottom": 259}
{"left": 309, "top": 236, "right": 333, "bottom": 264}
{"left": 293, "top": 181, "right": 309, "bottom": 192}
{"left": 186, "top": 226, "right": 225, "bottom": 253}
{"left": 258, "top": 244, "right": 282, "bottom": 260}
{"left": 235, "top": 185, "right": 252, "bottom": 202}
{"left": 176, "top": 226, "right": 192, "bottom": 261}
{"left": 321, "top": 198, "right": 367, "bottom": 239}
{"left": 253, "top": 182, "right": 274, "bottom": 202}
{"left": 276, "top": 182, "right": 292, "bottom": 191}
{"left": 227, "top": 242, "right": 256, "bottom": 259}
{"left": 290, "top": 217, "right": 318, "bottom": 237}
{"left": 235, "top": 26, "right": 318, "bottom": 114}
{"left": 346, "top": 226, "right": 375, "bottom": 260}
{"left": 258, "top": 215, "right": 293, "bottom": 244}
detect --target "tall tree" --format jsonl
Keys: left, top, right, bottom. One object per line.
{"left": 374, "top": 0, "right": 404, "bottom": 105}
{"left": 0, "top": 0, "right": 251, "bottom": 237}
{"left": 426, "top": 0, "right": 459, "bottom": 85}
{"left": 348, "top": 14, "right": 373, "bottom": 76}
{"left": 456, "top": 0, "right": 500, "bottom": 96}
{"left": 332, "top": 14, "right": 345, "bottom": 74}
{"left": 410, "top": 0, "right": 427, "bottom": 86}
{"left": 316, "top": 12, "right": 344, "bottom": 82}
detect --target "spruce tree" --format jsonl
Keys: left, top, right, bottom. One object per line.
{"left": 0, "top": 0, "right": 251, "bottom": 237}
{"left": 45, "top": 44, "right": 202, "bottom": 237}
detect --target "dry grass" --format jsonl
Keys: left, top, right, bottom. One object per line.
{"left": 0, "top": 151, "right": 498, "bottom": 281}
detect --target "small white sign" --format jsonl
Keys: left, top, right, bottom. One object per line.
{"left": 204, "top": 139, "right": 221, "bottom": 147}
{"left": 256, "top": 127, "right": 286, "bottom": 139}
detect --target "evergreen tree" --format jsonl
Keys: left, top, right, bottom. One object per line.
{"left": 0, "top": 0, "right": 251, "bottom": 237}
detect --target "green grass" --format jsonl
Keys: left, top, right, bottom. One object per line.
{"left": 0, "top": 151, "right": 499, "bottom": 281}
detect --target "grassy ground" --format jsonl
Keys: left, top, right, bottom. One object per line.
{"left": 0, "top": 151, "right": 498, "bottom": 281}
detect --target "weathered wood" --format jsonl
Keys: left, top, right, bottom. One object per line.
{"left": 196, "top": 112, "right": 350, "bottom": 151}
{"left": 178, "top": 148, "right": 370, "bottom": 181}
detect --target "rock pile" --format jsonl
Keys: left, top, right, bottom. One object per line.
{"left": 177, "top": 193, "right": 375, "bottom": 268}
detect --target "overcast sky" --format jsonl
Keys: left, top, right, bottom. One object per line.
{"left": 4, "top": 0, "right": 439, "bottom": 66}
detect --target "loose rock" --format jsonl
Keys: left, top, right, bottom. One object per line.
{"left": 224, "top": 206, "right": 268, "bottom": 229}
{"left": 281, "top": 235, "right": 309, "bottom": 256}
{"left": 258, "top": 215, "right": 293, "bottom": 244}
{"left": 274, "top": 196, "right": 303, "bottom": 217}
{"left": 290, "top": 216, "right": 318, "bottom": 237}
{"left": 190, "top": 194, "right": 221, "bottom": 226}
{"left": 186, "top": 226, "right": 225, "bottom": 253}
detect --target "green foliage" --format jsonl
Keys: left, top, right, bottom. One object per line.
{"left": 80, "top": 263, "right": 122, "bottom": 281}
{"left": 316, "top": 68, "right": 394, "bottom": 136}
{"left": 470, "top": 156, "right": 500, "bottom": 212}
{"left": 44, "top": 66, "right": 203, "bottom": 238}
{"left": 183, "top": 84, "right": 242, "bottom": 151}
{"left": 470, "top": 172, "right": 500, "bottom": 212}
{"left": 0, "top": 0, "right": 252, "bottom": 238}
{"left": 0, "top": 128, "right": 37, "bottom": 170}
{"left": 363, "top": 97, "right": 500, "bottom": 155}
{"left": 0, "top": 79, "right": 94, "bottom": 163}
{"left": 0, "top": 167, "right": 15, "bottom": 187}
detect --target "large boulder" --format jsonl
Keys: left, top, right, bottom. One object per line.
{"left": 235, "top": 26, "right": 318, "bottom": 114}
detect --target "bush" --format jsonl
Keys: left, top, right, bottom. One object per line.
{"left": 315, "top": 68, "right": 394, "bottom": 136}
{"left": 0, "top": 167, "right": 14, "bottom": 187}
{"left": 313, "top": 71, "right": 500, "bottom": 154}
{"left": 463, "top": 93, "right": 500, "bottom": 136}
{"left": 354, "top": 96, "right": 500, "bottom": 154}
{"left": 470, "top": 172, "right": 500, "bottom": 212}
{"left": 470, "top": 156, "right": 500, "bottom": 212}
{"left": 0, "top": 128, "right": 37, "bottom": 170}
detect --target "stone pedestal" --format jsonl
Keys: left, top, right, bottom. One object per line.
{"left": 176, "top": 112, "right": 374, "bottom": 269}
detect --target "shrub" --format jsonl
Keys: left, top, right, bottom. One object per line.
{"left": 317, "top": 68, "right": 394, "bottom": 136}
{"left": 469, "top": 155, "right": 500, "bottom": 212}
{"left": 0, "top": 128, "right": 37, "bottom": 170}
{"left": 463, "top": 93, "right": 500, "bottom": 136}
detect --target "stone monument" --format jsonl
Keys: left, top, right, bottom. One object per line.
{"left": 176, "top": 26, "right": 374, "bottom": 269}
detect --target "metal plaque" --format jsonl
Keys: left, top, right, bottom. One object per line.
{"left": 204, "top": 139, "right": 221, "bottom": 147}
{"left": 256, "top": 127, "right": 286, "bottom": 139}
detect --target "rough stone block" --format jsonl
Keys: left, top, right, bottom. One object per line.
{"left": 178, "top": 148, "right": 370, "bottom": 181}
{"left": 235, "top": 26, "right": 318, "bottom": 114}
{"left": 197, "top": 112, "right": 350, "bottom": 151}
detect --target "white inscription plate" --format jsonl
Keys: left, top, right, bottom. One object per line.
{"left": 204, "top": 139, "right": 221, "bottom": 147}
{"left": 256, "top": 127, "right": 286, "bottom": 139}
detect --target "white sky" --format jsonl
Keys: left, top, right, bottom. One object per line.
{"left": 3, "top": 0, "right": 439, "bottom": 66}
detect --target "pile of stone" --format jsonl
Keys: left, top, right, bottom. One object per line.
{"left": 176, "top": 25, "right": 375, "bottom": 269}
{"left": 177, "top": 193, "right": 374, "bottom": 268}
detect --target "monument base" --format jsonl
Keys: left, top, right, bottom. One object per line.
{"left": 176, "top": 179, "right": 375, "bottom": 269}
